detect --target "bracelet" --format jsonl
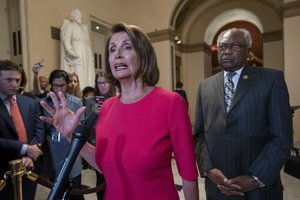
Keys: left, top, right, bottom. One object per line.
{"left": 252, "top": 175, "right": 266, "bottom": 188}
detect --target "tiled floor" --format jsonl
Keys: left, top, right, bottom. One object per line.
{"left": 35, "top": 159, "right": 300, "bottom": 200}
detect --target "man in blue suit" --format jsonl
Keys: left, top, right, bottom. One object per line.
{"left": 0, "top": 60, "right": 44, "bottom": 200}
{"left": 194, "top": 28, "right": 293, "bottom": 199}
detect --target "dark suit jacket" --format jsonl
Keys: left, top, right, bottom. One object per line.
{"left": 194, "top": 65, "right": 293, "bottom": 200}
{"left": 0, "top": 94, "right": 44, "bottom": 199}
{"left": 174, "top": 89, "right": 189, "bottom": 107}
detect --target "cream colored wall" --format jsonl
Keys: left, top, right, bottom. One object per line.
{"left": 263, "top": 40, "right": 284, "bottom": 71}
{"left": 284, "top": 15, "right": 300, "bottom": 142}
{"left": 153, "top": 41, "right": 173, "bottom": 90}
{"left": 0, "top": 0, "right": 10, "bottom": 59}
{"left": 183, "top": 51, "right": 209, "bottom": 123}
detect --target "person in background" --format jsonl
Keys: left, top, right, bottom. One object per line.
{"left": 80, "top": 85, "right": 94, "bottom": 170}
{"left": 0, "top": 60, "right": 44, "bottom": 200}
{"left": 40, "top": 22, "right": 199, "bottom": 200}
{"left": 81, "top": 86, "right": 94, "bottom": 106}
{"left": 84, "top": 72, "right": 116, "bottom": 200}
{"left": 174, "top": 81, "right": 188, "bottom": 108}
{"left": 67, "top": 72, "right": 82, "bottom": 98}
{"left": 42, "top": 69, "right": 85, "bottom": 200}
{"left": 194, "top": 28, "right": 292, "bottom": 200}
{"left": 85, "top": 72, "right": 116, "bottom": 144}
{"left": 32, "top": 61, "right": 49, "bottom": 99}
{"left": 18, "top": 68, "right": 36, "bottom": 99}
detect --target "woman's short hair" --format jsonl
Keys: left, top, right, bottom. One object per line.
{"left": 104, "top": 22, "right": 159, "bottom": 88}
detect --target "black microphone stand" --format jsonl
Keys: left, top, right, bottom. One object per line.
{"left": 48, "top": 125, "right": 89, "bottom": 200}
{"left": 61, "top": 180, "right": 74, "bottom": 200}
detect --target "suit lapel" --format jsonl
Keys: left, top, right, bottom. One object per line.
{"left": 0, "top": 98, "right": 19, "bottom": 135}
{"left": 229, "top": 65, "right": 256, "bottom": 112}
{"left": 212, "top": 72, "right": 226, "bottom": 113}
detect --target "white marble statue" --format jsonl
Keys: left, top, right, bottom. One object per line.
{"left": 60, "top": 9, "right": 95, "bottom": 88}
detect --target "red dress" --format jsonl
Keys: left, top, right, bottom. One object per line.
{"left": 95, "top": 87, "right": 198, "bottom": 200}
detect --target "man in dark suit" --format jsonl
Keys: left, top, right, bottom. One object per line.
{"left": 174, "top": 81, "right": 189, "bottom": 108}
{"left": 0, "top": 60, "right": 44, "bottom": 200}
{"left": 194, "top": 28, "right": 293, "bottom": 200}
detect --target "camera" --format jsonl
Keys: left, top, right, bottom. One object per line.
{"left": 35, "top": 59, "right": 44, "bottom": 68}
{"left": 95, "top": 96, "right": 106, "bottom": 105}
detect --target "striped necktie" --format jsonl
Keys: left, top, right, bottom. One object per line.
{"left": 8, "top": 97, "right": 28, "bottom": 144}
{"left": 224, "top": 72, "right": 236, "bottom": 112}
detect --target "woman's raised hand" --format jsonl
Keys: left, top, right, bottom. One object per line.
{"left": 40, "top": 91, "right": 86, "bottom": 140}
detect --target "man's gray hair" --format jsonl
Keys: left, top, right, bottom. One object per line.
{"left": 217, "top": 28, "right": 252, "bottom": 49}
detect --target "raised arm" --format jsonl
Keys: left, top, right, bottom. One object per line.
{"left": 32, "top": 64, "right": 43, "bottom": 95}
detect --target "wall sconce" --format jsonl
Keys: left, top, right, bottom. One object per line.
{"left": 174, "top": 36, "right": 181, "bottom": 45}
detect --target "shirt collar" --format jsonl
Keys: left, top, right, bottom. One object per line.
{"left": 0, "top": 93, "right": 17, "bottom": 102}
{"left": 224, "top": 67, "right": 244, "bottom": 78}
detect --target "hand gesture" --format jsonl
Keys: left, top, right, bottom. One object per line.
{"left": 40, "top": 91, "right": 85, "bottom": 140}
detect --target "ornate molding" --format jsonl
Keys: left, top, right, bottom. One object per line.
{"left": 284, "top": 1, "right": 300, "bottom": 18}
{"left": 178, "top": 42, "right": 211, "bottom": 54}
{"left": 263, "top": 30, "right": 282, "bottom": 42}
{"left": 147, "top": 28, "right": 210, "bottom": 54}
{"left": 147, "top": 28, "right": 175, "bottom": 43}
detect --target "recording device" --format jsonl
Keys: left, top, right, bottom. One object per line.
{"left": 47, "top": 125, "right": 89, "bottom": 200}
{"left": 34, "top": 59, "right": 44, "bottom": 68}
{"left": 95, "top": 95, "right": 106, "bottom": 104}
{"left": 95, "top": 96, "right": 106, "bottom": 108}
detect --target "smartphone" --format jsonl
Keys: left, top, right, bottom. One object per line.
{"left": 35, "top": 59, "right": 44, "bottom": 68}
{"left": 95, "top": 96, "right": 106, "bottom": 105}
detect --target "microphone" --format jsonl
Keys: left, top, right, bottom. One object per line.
{"left": 47, "top": 125, "right": 89, "bottom": 200}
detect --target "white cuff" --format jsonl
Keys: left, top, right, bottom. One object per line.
{"left": 20, "top": 144, "right": 28, "bottom": 155}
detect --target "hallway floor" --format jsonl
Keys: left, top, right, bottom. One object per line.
{"left": 35, "top": 159, "right": 300, "bottom": 200}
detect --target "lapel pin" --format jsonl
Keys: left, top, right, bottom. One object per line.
{"left": 243, "top": 75, "right": 248, "bottom": 79}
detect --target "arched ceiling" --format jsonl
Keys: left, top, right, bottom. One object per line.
{"left": 171, "top": 0, "right": 283, "bottom": 45}
{"left": 204, "top": 8, "right": 263, "bottom": 45}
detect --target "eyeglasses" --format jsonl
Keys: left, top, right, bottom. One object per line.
{"left": 52, "top": 83, "right": 67, "bottom": 89}
{"left": 217, "top": 43, "right": 246, "bottom": 53}
{"left": 97, "top": 81, "right": 108, "bottom": 86}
